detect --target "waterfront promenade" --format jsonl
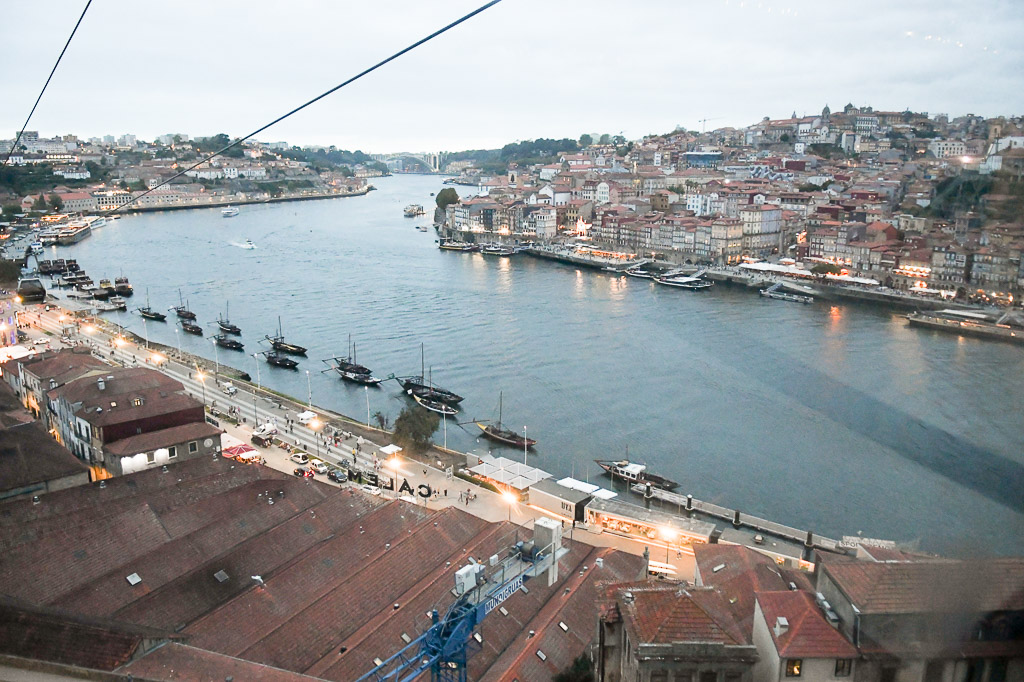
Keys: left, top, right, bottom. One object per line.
{"left": 12, "top": 298, "right": 698, "bottom": 579}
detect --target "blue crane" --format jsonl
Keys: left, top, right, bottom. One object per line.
{"left": 358, "top": 524, "right": 565, "bottom": 682}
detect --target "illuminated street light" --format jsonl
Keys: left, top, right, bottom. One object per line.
{"left": 660, "top": 527, "right": 677, "bottom": 564}
{"left": 150, "top": 352, "right": 166, "bottom": 365}
{"left": 309, "top": 417, "right": 322, "bottom": 460}
{"left": 502, "top": 490, "right": 518, "bottom": 522}
{"left": 196, "top": 370, "right": 207, "bottom": 409}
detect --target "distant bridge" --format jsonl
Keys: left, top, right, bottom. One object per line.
{"left": 370, "top": 151, "right": 445, "bottom": 173}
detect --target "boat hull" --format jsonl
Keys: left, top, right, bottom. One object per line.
{"left": 595, "top": 459, "right": 679, "bottom": 491}
{"left": 401, "top": 380, "right": 464, "bottom": 405}
{"left": 413, "top": 393, "right": 458, "bottom": 415}
{"left": 476, "top": 422, "right": 536, "bottom": 449}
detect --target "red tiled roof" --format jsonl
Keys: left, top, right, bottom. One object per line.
{"left": 757, "top": 591, "right": 856, "bottom": 658}
{"left": 615, "top": 582, "right": 746, "bottom": 646}
{"left": 21, "top": 348, "right": 107, "bottom": 385}
{"left": 0, "top": 421, "right": 89, "bottom": 494}
{"left": 121, "top": 642, "right": 324, "bottom": 681}
{"left": 693, "top": 544, "right": 789, "bottom": 641}
{"left": 824, "top": 558, "right": 1024, "bottom": 614}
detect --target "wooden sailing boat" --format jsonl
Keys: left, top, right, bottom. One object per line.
{"left": 476, "top": 391, "right": 536, "bottom": 449}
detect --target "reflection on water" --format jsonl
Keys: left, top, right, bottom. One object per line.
{"left": 57, "top": 174, "right": 1024, "bottom": 556}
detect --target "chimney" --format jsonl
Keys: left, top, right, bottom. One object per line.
{"left": 774, "top": 616, "right": 789, "bottom": 637}
{"left": 97, "top": 377, "right": 105, "bottom": 391}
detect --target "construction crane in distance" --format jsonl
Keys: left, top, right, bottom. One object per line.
{"left": 357, "top": 517, "right": 568, "bottom": 682}
{"left": 697, "top": 117, "right": 724, "bottom": 133}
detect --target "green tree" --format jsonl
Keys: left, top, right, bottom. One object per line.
{"left": 599, "top": 133, "right": 611, "bottom": 145}
{"left": 780, "top": 133, "right": 791, "bottom": 143}
{"left": 373, "top": 411, "right": 391, "bottom": 431}
{"left": 553, "top": 654, "right": 594, "bottom": 682}
{"left": 32, "top": 194, "right": 47, "bottom": 210}
{"left": 811, "top": 263, "right": 842, "bottom": 275}
{"left": 435, "top": 187, "right": 460, "bottom": 211}
{"left": 579, "top": 133, "right": 593, "bottom": 147}
{"left": 48, "top": 194, "right": 63, "bottom": 211}
{"left": 392, "top": 406, "right": 439, "bottom": 453}
{"left": 3, "top": 203, "right": 22, "bottom": 217}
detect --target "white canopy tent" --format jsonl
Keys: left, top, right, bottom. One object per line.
{"left": 469, "top": 455, "right": 552, "bottom": 492}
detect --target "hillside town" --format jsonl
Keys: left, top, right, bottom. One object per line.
{"left": 440, "top": 105, "right": 1024, "bottom": 304}
{"left": 0, "top": 131, "right": 385, "bottom": 215}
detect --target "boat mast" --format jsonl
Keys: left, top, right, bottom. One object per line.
{"left": 420, "top": 343, "right": 425, "bottom": 382}
{"left": 497, "top": 391, "right": 503, "bottom": 429}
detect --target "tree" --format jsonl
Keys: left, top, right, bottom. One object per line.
{"left": 3, "top": 203, "right": 22, "bottom": 217}
{"left": 32, "top": 194, "right": 47, "bottom": 211}
{"left": 611, "top": 135, "right": 626, "bottom": 146}
{"left": 392, "top": 406, "right": 439, "bottom": 453}
{"left": 811, "top": 263, "right": 841, "bottom": 275}
{"left": 435, "top": 187, "right": 460, "bottom": 211}
{"left": 579, "top": 133, "right": 593, "bottom": 147}
{"left": 599, "top": 134, "right": 611, "bottom": 145}
{"left": 48, "top": 194, "right": 63, "bottom": 211}
{"left": 553, "top": 654, "right": 594, "bottom": 682}
{"left": 780, "top": 133, "right": 791, "bottom": 143}
{"left": 373, "top": 411, "right": 391, "bottom": 431}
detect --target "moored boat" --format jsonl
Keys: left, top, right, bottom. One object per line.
{"left": 480, "top": 244, "right": 516, "bottom": 257}
{"left": 114, "top": 276, "right": 134, "bottom": 296}
{"left": 137, "top": 291, "right": 166, "bottom": 321}
{"left": 264, "top": 316, "right": 306, "bottom": 355}
{"left": 216, "top": 303, "right": 241, "bottom": 335}
{"left": 222, "top": 207, "right": 240, "bottom": 217}
{"left": 263, "top": 350, "right": 299, "bottom": 369}
{"left": 759, "top": 282, "right": 812, "bottom": 303}
{"left": 172, "top": 290, "right": 197, "bottom": 320}
{"left": 213, "top": 334, "right": 244, "bottom": 351}
{"left": 654, "top": 274, "right": 714, "bottom": 290}
{"left": 412, "top": 393, "right": 458, "bottom": 416}
{"left": 108, "top": 295, "right": 128, "bottom": 311}
{"left": 438, "top": 240, "right": 478, "bottom": 252}
{"left": 323, "top": 336, "right": 382, "bottom": 385}
{"left": 475, "top": 392, "right": 536, "bottom": 449}
{"left": 180, "top": 320, "right": 203, "bottom": 336}
{"left": 595, "top": 459, "right": 679, "bottom": 491}
{"left": 403, "top": 204, "right": 425, "bottom": 217}
{"left": 394, "top": 344, "right": 464, "bottom": 405}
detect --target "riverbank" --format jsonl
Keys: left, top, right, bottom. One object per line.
{"left": 116, "top": 185, "right": 374, "bottom": 214}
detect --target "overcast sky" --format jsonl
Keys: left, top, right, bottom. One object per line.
{"left": 2, "top": 0, "right": 1021, "bottom": 153}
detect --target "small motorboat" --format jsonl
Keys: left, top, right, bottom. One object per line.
{"left": 413, "top": 393, "right": 458, "bottom": 416}
{"left": 108, "top": 296, "right": 128, "bottom": 311}
{"left": 222, "top": 207, "right": 239, "bottom": 217}
{"left": 114, "top": 276, "right": 134, "bottom": 296}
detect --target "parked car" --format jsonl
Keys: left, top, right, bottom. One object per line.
{"left": 251, "top": 432, "right": 274, "bottom": 448}
{"left": 327, "top": 468, "right": 347, "bottom": 484}
{"left": 253, "top": 422, "right": 278, "bottom": 437}
{"left": 293, "top": 467, "right": 314, "bottom": 478}
{"left": 359, "top": 483, "right": 382, "bottom": 496}
{"left": 311, "top": 461, "right": 329, "bottom": 475}
{"left": 289, "top": 453, "right": 309, "bottom": 465}
{"left": 33, "top": 337, "right": 49, "bottom": 345}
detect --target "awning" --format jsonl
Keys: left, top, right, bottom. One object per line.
{"left": 379, "top": 444, "right": 403, "bottom": 456}
{"left": 469, "top": 455, "right": 551, "bottom": 491}
{"left": 223, "top": 443, "right": 257, "bottom": 459}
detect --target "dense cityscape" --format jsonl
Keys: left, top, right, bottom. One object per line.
{"left": 1, "top": 0, "right": 1023, "bottom": 678}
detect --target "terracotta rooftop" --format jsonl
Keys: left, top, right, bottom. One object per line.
{"left": 21, "top": 348, "right": 107, "bottom": 385}
{"left": 823, "top": 557, "right": 1024, "bottom": 614}
{"left": 756, "top": 591, "right": 857, "bottom": 658}
{"left": 121, "top": 643, "right": 325, "bottom": 681}
{"left": 0, "top": 421, "right": 89, "bottom": 497}
{"left": 693, "top": 544, "right": 790, "bottom": 640}
{"left": 609, "top": 582, "right": 747, "bottom": 647}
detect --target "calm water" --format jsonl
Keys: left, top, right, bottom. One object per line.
{"left": 53, "top": 175, "right": 1024, "bottom": 556}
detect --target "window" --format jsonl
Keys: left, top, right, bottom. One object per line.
{"left": 835, "top": 659, "right": 853, "bottom": 677}
{"left": 168, "top": 446, "right": 177, "bottom": 459}
{"left": 188, "top": 441, "right": 198, "bottom": 453}
{"left": 786, "top": 659, "right": 803, "bottom": 677}
{"left": 132, "top": 397, "right": 143, "bottom": 406}
{"left": 146, "top": 451, "right": 155, "bottom": 463}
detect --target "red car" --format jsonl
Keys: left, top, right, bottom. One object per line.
{"left": 293, "top": 467, "right": 314, "bottom": 478}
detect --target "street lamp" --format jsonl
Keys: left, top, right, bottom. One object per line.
{"left": 309, "top": 417, "right": 322, "bottom": 460}
{"left": 196, "top": 370, "right": 207, "bottom": 410}
{"left": 306, "top": 370, "right": 312, "bottom": 409}
{"left": 523, "top": 425, "right": 528, "bottom": 464}
{"left": 141, "top": 315, "right": 148, "bottom": 349}
{"left": 210, "top": 338, "right": 220, "bottom": 379}
{"left": 659, "top": 527, "right": 676, "bottom": 564}
{"left": 251, "top": 353, "right": 261, "bottom": 426}
{"left": 364, "top": 385, "right": 370, "bottom": 427}
{"left": 174, "top": 327, "right": 182, "bottom": 358}
{"left": 502, "top": 490, "right": 517, "bottom": 523}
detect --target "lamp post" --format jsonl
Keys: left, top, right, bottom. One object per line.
{"left": 364, "top": 385, "right": 370, "bottom": 427}
{"left": 196, "top": 370, "right": 207, "bottom": 411}
{"left": 442, "top": 412, "right": 447, "bottom": 450}
{"left": 502, "top": 491, "right": 517, "bottom": 523}
{"left": 142, "top": 315, "right": 148, "bottom": 349}
{"left": 251, "top": 353, "right": 261, "bottom": 426}
{"left": 210, "top": 338, "right": 220, "bottom": 380}
{"left": 306, "top": 370, "right": 312, "bottom": 409}
{"left": 309, "top": 418, "right": 322, "bottom": 461}
{"left": 523, "top": 425, "right": 528, "bottom": 464}
{"left": 174, "top": 327, "right": 181, "bottom": 359}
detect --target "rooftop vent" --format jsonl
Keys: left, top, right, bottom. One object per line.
{"left": 401, "top": 633, "right": 411, "bottom": 644}
{"left": 712, "top": 563, "right": 726, "bottom": 573}
{"left": 97, "top": 377, "right": 105, "bottom": 391}
{"left": 789, "top": 582, "right": 798, "bottom": 591}
{"left": 559, "top": 622, "right": 569, "bottom": 632}
{"left": 126, "top": 573, "right": 142, "bottom": 586}
{"left": 473, "top": 632, "right": 483, "bottom": 643}
{"left": 536, "top": 650, "right": 546, "bottom": 661}
{"left": 98, "top": 480, "right": 106, "bottom": 489}
{"left": 774, "top": 616, "right": 789, "bottom": 637}
{"left": 595, "top": 557, "right": 604, "bottom": 568}
{"left": 32, "top": 495, "right": 40, "bottom": 505}
{"left": 214, "top": 570, "right": 229, "bottom": 583}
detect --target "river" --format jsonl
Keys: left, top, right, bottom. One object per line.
{"left": 50, "top": 174, "right": 1024, "bottom": 556}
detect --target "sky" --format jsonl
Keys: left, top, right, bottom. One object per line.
{"left": 1, "top": 0, "right": 1022, "bottom": 154}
